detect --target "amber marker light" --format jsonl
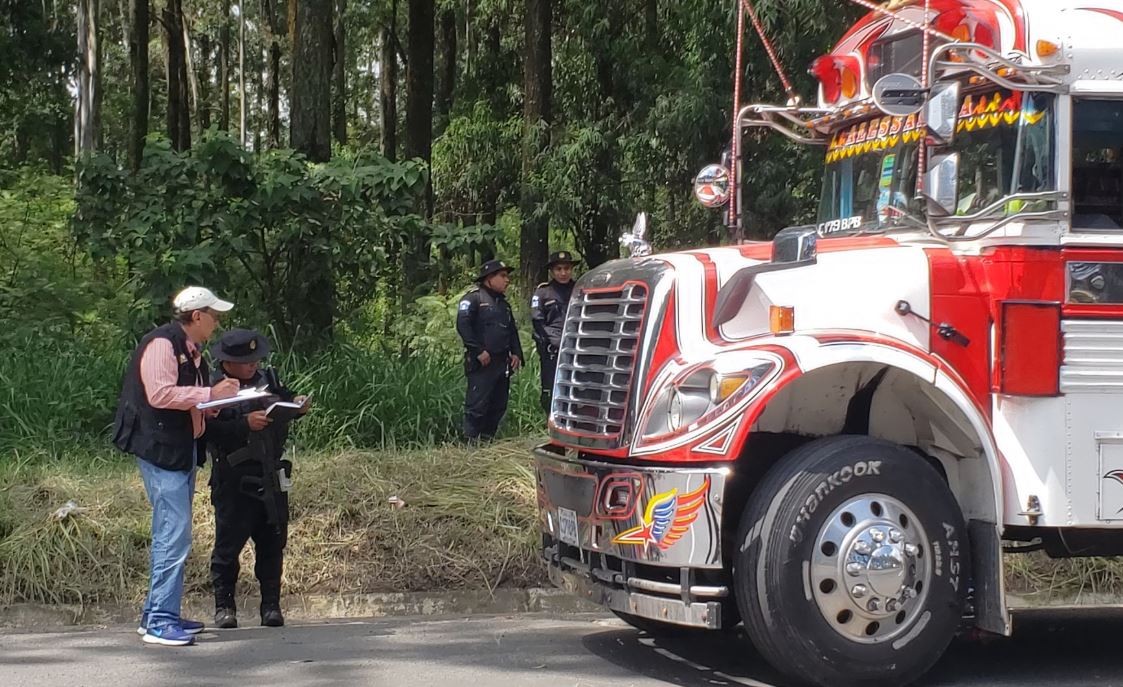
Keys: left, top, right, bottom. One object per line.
{"left": 770, "top": 305, "right": 795, "bottom": 335}
{"left": 1036, "top": 40, "right": 1060, "bottom": 58}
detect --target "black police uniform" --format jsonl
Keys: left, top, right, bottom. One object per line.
{"left": 205, "top": 329, "right": 298, "bottom": 628}
{"left": 530, "top": 252, "right": 578, "bottom": 412}
{"left": 457, "top": 260, "right": 523, "bottom": 441}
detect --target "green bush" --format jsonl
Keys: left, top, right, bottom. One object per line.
{"left": 1, "top": 327, "right": 545, "bottom": 461}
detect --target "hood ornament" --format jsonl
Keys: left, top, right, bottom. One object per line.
{"left": 620, "top": 212, "right": 652, "bottom": 258}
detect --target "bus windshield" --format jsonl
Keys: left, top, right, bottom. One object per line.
{"left": 816, "top": 89, "right": 1055, "bottom": 235}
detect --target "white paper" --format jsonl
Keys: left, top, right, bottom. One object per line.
{"left": 196, "top": 386, "right": 272, "bottom": 410}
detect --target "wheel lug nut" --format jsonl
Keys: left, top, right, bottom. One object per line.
{"left": 871, "top": 529, "right": 886, "bottom": 543}
{"left": 852, "top": 584, "right": 868, "bottom": 598}
{"left": 889, "top": 529, "right": 902, "bottom": 543}
{"left": 846, "top": 562, "right": 863, "bottom": 576}
{"left": 904, "top": 543, "right": 919, "bottom": 556}
{"left": 886, "top": 599, "right": 898, "bottom": 612}
{"left": 854, "top": 541, "right": 872, "bottom": 555}
{"left": 867, "top": 598, "right": 880, "bottom": 612}
{"left": 902, "top": 587, "right": 916, "bottom": 599}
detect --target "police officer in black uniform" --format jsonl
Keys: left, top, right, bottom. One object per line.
{"left": 206, "top": 329, "right": 308, "bottom": 629}
{"left": 530, "top": 251, "right": 579, "bottom": 412}
{"left": 457, "top": 259, "right": 523, "bottom": 441}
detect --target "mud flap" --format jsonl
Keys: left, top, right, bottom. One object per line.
{"left": 969, "top": 518, "right": 1010, "bottom": 636}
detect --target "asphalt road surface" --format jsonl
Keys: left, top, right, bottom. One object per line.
{"left": 5, "top": 608, "right": 1123, "bottom": 686}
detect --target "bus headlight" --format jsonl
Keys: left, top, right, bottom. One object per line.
{"left": 642, "top": 360, "right": 776, "bottom": 439}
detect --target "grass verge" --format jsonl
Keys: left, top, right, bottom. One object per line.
{"left": 3, "top": 440, "right": 1123, "bottom": 611}
{"left": 0, "top": 440, "right": 546, "bottom": 608}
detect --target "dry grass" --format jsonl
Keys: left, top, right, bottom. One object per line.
{"left": 1003, "top": 551, "right": 1123, "bottom": 600}
{"left": 0, "top": 440, "right": 547, "bottom": 608}
{"left": 5, "top": 443, "right": 1123, "bottom": 609}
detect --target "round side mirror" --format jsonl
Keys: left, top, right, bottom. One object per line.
{"left": 693, "top": 164, "right": 732, "bottom": 208}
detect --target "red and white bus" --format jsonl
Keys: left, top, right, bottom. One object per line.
{"left": 534, "top": 1, "right": 1123, "bottom": 685}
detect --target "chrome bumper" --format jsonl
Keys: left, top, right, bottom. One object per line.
{"left": 534, "top": 443, "right": 731, "bottom": 629}
{"left": 546, "top": 548, "right": 725, "bottom": 629}
{"left": 534, "top": 444, "right": 728, "bottom": 567}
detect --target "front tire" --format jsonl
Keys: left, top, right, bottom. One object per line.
{"left": 735, "top": 436, "right": 969, "bottom": 687}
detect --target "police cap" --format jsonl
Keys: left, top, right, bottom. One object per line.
{"left": 211, "top": 328, "right": 272, "bottom": 363}
{"left": 547, "top": 251, "right": 580, "bottom": 268}
{"left": 476, "top": 258, "right": 515, "bottom": 282}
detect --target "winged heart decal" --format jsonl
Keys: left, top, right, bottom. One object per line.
{"left": 612, "top": 477, "right": 710, "bottom": 550}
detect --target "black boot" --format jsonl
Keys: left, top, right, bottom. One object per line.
{"left": 214, "top": 584, "right": 238, "bottom": 629}
{"left": 214, "top": 607, "right": 238, "bottom": 629}
{"left": 260, "top": 580, "right": 284, "bottom": 627}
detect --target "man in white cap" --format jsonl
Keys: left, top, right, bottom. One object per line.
{"left": 112, "top": 286, "right": 240, "bottom": 646}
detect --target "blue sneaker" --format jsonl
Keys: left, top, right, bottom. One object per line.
{"left": 138, "top": 618, "right": 204, "bottom": 635}
{"left": 142, "top": 623, "right": 196, "bottom": 646}
{"left": 181, "top": 619, "right": 205, "bottom": 635}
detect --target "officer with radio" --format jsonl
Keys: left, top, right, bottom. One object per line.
{"left": 456, "top": 259, "right": 523, "bottom": 442}
{"left": 206, "top": 328, "right": 308, "bottom": 629}
{"left": 530, "top": 251, "right": 579, "bottom": 412}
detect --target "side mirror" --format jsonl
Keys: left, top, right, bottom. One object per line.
{"left": 922, "top": 153, "right": 959, "bottom": 217}
{"left": 693, "top": 164, "right": 732, "bottom": 208}
{"left": 872, "top": 73, "right": 926, "bottom": 117}
{"left": 925, "top": 81, "right": 960, "bottom": 145}
{"left": 772, "top": 225, "right": 818, "bottom": 264}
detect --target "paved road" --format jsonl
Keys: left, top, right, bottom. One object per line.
{"left": 5, "top": 608, "right": 1123, "bottom": 686}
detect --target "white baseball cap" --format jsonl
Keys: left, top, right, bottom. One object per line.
{"left": 172, "top": 286, "right": 234, "bottom": 313}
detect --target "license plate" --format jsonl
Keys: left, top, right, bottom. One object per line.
{"left": 558, "top": 507, "right": 579, "bottom": 546}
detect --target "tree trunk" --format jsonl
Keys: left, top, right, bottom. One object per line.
{"left": 50, "top": 67, "right": 67, "bottom": 173}
{"left": 127, "top": 0, "right": 148, "bottom": 169}
{"left": 260, "top": 0, "right": 282, "bottom": 148}
{"left": 198, "top": 33, "right": 211, "bottom": 130}
{"left": 645, "top": 0, "right": 657, "bottom": 52}
{"left": 433, "top": 8, "right": 455, "bottom": 136}
{"left": 402, "top": 0, "right": 434, "bottom": 295}
{"left": 332, "top": 0, "right": 347, "bottom": 145}
{"left": 76, "top": 0, "right": 101, "bottom": 155}
{"left": 239, "top": 0, "right": 246, "bottom": 146}
{"left": 183, "top": 14, "right": 201, "bottom": 137}
{"left": 219, "top": 0, "right": 230, "bottom": 130}
{"left": 286, "top": 0, "right": 335, "bottom": 349}
{"left": 265, "top": 39, "right": 281, "bottom": 147}
{"left": 162, "top": 0, "right": 190, "bottom": 151}
{"left": 404, "top": 0, "right": 433, "bottom": 170}
{"left": 289, "top": 0, "right": 333, "bottom": 162}
{"left": 13, "top": 122, "right": 29, "bottom": 164}
{"left": 379, "top": 0, "right": 398, "bottom": 162}
{"left": 518, "top": 0, "right": 551, "bottom": 290}
{"left": 254, "top": 35, "right": 264, "bottom": 151}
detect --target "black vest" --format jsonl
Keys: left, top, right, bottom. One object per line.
{"left": 112, "top": 322, "right": 209, "bottom": 471}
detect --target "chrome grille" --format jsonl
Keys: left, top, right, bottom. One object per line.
{"left": 552, "top": 283, "right": 648, "bottom": 437}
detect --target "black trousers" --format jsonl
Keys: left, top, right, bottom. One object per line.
{"left": 210, "top": 483, "right": 287, "bottom": 607}
{"left": 536, "top": 346, "right": 558, "bottom": 412}
{"left": 463, "top": 356, "right": 510, "bottom": 440}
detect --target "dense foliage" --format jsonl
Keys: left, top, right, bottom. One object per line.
{"left": 1, "top": 0, "right": 865, "bottom": 457}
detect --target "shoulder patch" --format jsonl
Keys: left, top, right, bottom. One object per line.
{"left": 458, "top": 300, "right": 472, "bottom": 312}
{"left": 531, "top": 295, "right": 540, "bottom": 308}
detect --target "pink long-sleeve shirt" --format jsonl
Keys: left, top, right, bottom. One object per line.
{"left": 138, "top": 336, "right": 212, "bottom": 438}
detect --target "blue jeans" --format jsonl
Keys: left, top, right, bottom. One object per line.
{"left": 138, "top": 458, "right": 196, "bottom": 629}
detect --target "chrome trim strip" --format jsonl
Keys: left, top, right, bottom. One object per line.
{"left": 547, "top": 562, "right": 722, "bottom": 630}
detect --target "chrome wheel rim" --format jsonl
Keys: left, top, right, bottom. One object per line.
{"left": 809, "top": 493, "right": 932, "bottom": 644}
